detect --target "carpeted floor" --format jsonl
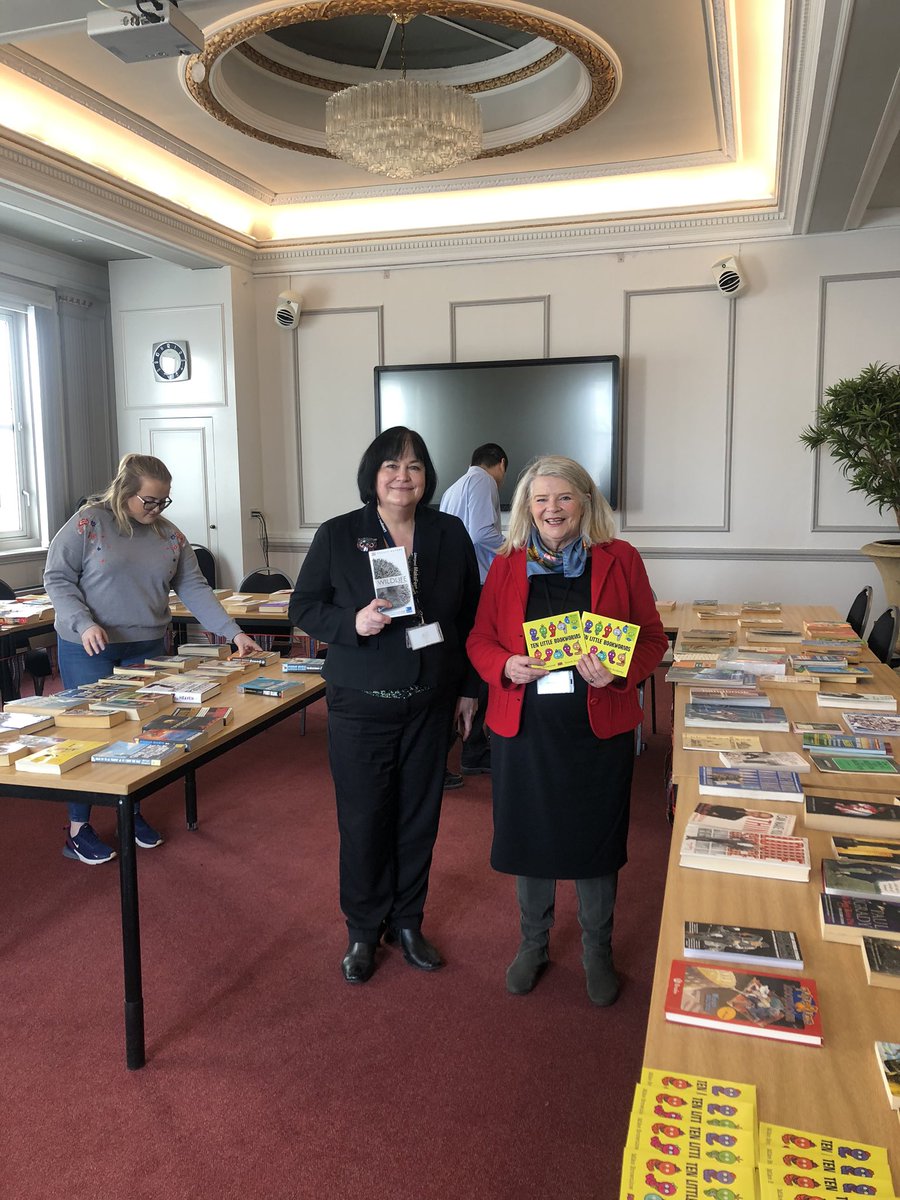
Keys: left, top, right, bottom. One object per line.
{"left": 1, "top": 678, "right": 673, "bottom": 1200}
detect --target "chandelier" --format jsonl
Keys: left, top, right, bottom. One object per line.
{"left": 325, "top": 14, "right": 483, "bottom": 182}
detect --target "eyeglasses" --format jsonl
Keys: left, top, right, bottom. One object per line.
{"left": 138, "top": 495, "right": 172, "bottom": 511}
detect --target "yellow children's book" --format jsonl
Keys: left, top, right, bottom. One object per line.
{"left": 581, "top": 612, "right": 640, "bottom": 677}
{"left": 15, "top": 738, "right": 109, "bottom": 774}
{"left": 521, "top": 610, "right": 583, "bottom": 671}
{"left": 757, "top": 1122, "right": 894, "bottom": 1196}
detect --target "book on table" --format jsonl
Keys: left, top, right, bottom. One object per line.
{"left": 741, "top": 600, "right": 782, "bottom": 612}
{"left": 684, "top": 703, "right": 789, "bottom": 731}
{"left": 756, "top": 671, "right": 821, "bottom": 690}
{"left": 137, "top": 675, "right": 222, "bottom": 704}
{"left": 142, "top": 655, "right": 203, "bottom": 672}
{"left": 819, "top": 893, "right": 900, "bottom": 943}
{"left": 843, "top": 712, "right": 900, "bottom": 737}
{"left": 281, "top": 658, "right": 325, "bottom": 673}
{"left": 801, "top": 732, "right": 893, "bottom": 756}
{"left": 90, "top": 740, "right": 186, "bottom": 767}
{"left": 679, "top": 827, "right": 810, "bottom": 881}
{"left": 15, "top": 738, "right": 109, "bottom": 774}
{"left": 665, "top": 664, "right": 756, "bottom": 686}
{"left": 807, "top": 752, "right": 899, "bottom": 775}
{"left": 874, "top": 1042, "right": 900, "bottom": 1110}
{"left": 688, "top": 686, "right": 770, "bottom": 706}
{"left": 663, "top": 960, "right": 822, "bottom": 1045}
{"left": 817, "top": 691, "right": 897, "bottom": 711}
{"left": 234, "top": 650, "right": 281, "bottom": 668}
{"left": 717, "top": 750, "right": 810, "bottom": 772}
{"left": 683, "top": 921, "right": 803, "bottom": 970}
{"left": 51, "top": 705, "right": 128, "bottom": 729}
{"left": 176, "top": 642, "right": 231, "bottom": 659}
{"left": 821, "top": 858, "right": 900, "bottom": 901}
{"left": 744, "top": 627, "right": 803, "bottom": 642}
{"left": 0, "top": 711, "right": 55, "bottom": 735}
{"left": 861, "top": 936, "right": 900, "bottom": 989}
{"left": 800, "top": 637, "right": 864, "bottom": 658}
{"left": 223, "top": 594, "right": 262, "bottom": 613}
{"left": 831, "top": 834, "right": 900, "bottom": 864}
{"left": 2, "top": 693, "right": 87, "bottom": 715}
{"left": 686, "top": 801, "right": 796, "bottom": 835}
{"left": 87, "top": 694, "right": 169, "bottom": 721}
{"left": 715, "top": 648, "right": 788, "bottom": 676}
{"left": 792, "top": 720, "right": 844, "bottom": 734}
{"left": 0, "top": 734, "right": 68, "bottom": 766}
{"left": 681, "top": 732, "right": 764, "bottom": 752}
{"left": 757, "top": 1122, "right": 893, "bottom": 1193}
{"left": 698, "top": 765, "right": 803, "bottom": 801}
{"left": 137, "top": 706, "right": 233, "bottom": 748}
{"left": 237, "top": 676, "right": 304, "bottom": 698}
{"left": 803, "top": 793, "right": 900, "bottom": 838}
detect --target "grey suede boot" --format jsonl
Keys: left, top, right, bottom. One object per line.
{"left": 583, "top": 947, "right": 620, "bottom": 1006}
{"left": 507, "top": 876, "right": 556, "bottom": 995}
{"left": 506, "top": 943, "right": 549, "bottom": 994}
{"left": 576, "top": 874, "right": 620, "bottom": 1006}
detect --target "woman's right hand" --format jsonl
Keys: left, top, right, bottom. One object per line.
{"left": 504, "top": 654, "right": 548, "bottom": 685}
{"left": 356, "top": 599, "right": 392, "bottom": 637}
{"left": 81, "top": 624, "right": 108, "bottom": 655}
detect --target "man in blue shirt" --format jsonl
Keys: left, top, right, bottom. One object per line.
{"left": 440, "top": 443, "right": 508, "bottom": 781}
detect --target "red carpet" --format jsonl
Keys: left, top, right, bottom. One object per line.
{"left": 1, "top": 681, "right": 672, "bottom": 1200}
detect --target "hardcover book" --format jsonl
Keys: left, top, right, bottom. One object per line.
{"left": 15, "top": 738, "right": 108, "bottom": 774}
{"left": 238, "top": 677, "right": 303, "bottom": 698}
{"left": 861, "top": 936, "right": 900, "bottom": 989}
{"left": 684, "top": 704, "right": 789, "bottom": 731}
{"left": 874, "top": 1042, "right": 900, "bottom": 1109}
{"left": 717, "top": 750, "right": 810, "bottom": 772}
{"left": 282, "top": 658, "right": 325, "bottom": 673}
{"left": 831, "top": 835, "right": 900, "bottom": 865}
{"left": 681, "top": 733, "right": 764, "bottom": 752}
{"left": 819, "top": 893, "right": 900, "bottom": 944}
{"left": 686, "top": 802, "right": 796, "bottom": 836}
{"left": 521, "top": 610, "right": 583, "bottom": 671}
{"left": 579, "top": 612, "right": 640, "bottom": 677}
{"left": 663, "top": 960, "right": 822, "bottom": 1045}
{"left": 803, "top": 793, "right": 900, "bottom": 838}
{"left": 90, "top": 740, "right": 185, "bottom": 767}
{"left": 698, "top": 765, "right": 803, "bottom": 802}
{"left": 683, "top": 921, "right": 803, "bottom": 970}
{"left": 679, "top": 827, "right": 810, "bottom": 881}
{"left": 844, "top": 712, "right": 900, "bottom": 737}
{"left": 817, "top": 691, "right": 897, "bottom": 711}
{"left": 821, "top": 858, "right": 900, "bottom": 901}
{"left": 807, "top": 753, "right": 899, "bottom": 775}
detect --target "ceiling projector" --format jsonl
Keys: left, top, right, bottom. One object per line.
{"left": 86, "top": 2, "right": 204, "bottom": 63}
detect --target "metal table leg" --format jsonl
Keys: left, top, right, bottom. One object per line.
{"left": 116, "top": 797, "right": 145, "bottom": 1070}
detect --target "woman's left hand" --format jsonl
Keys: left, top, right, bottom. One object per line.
{"left": 232, "top": 632, "right": 264, "bottom": 656}
{"left": 576, "top": 652, "right": 614, "bottom": 689}
{"left": 455, "top": 696, "right": 477, "bottom": 740}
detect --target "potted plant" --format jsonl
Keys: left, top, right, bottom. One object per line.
{"left": 800, "top": 360, "right": 900, "bottom": 614}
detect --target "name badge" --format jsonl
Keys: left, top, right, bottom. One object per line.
{"left": 406, "top": 621, "right": 443, "bottom": 650}
{"left": 537, "top": 669, "right": 574, "bottom": 695}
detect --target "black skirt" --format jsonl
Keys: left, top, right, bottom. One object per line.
{"left": 490, "top": 571, "right": 635, "bottom": 879}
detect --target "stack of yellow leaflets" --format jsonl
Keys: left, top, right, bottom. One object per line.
{"left": 757, "top": 1122, "right": 895, "bottom": 1197}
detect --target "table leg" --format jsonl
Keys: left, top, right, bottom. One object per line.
{"left": 116, "top": 797, "right": 145, "bottom": 1070}
{"left": 185, "top": 768, "right": 198, "bottom": 830}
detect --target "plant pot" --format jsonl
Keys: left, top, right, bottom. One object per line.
{"left": 862, "top": 539, "right": 900, "bottom": 618}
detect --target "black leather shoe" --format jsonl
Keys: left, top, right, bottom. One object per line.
{"left": 392, "top": 928, "right": 444, "bottom": 971}
{"left": 443, "top": 770, "right": 464, "bottom": 790}
{"left": 341, "top": 941, "right": 376, "bottom": 983}
{"left": 460, "top": 760, "right": 491, "bottom": 776}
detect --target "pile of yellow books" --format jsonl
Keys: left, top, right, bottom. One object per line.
{"left": 757, "top": 1121, "right": 895, "bottom": 1197}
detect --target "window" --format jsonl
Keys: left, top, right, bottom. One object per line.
{"left": 0, "top": 306, "right": 43, "bottom": 549}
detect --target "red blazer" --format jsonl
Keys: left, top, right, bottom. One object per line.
{"left": 467, "top": 540, "right": 669, "bottom": 740}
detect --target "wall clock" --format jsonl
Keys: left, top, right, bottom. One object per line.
{"left": 152, "top": 340, "right": 190, "bottom": 382}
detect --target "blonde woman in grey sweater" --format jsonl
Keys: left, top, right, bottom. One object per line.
{"left": 44, "top": 453, "right": 261, "bottom": 864}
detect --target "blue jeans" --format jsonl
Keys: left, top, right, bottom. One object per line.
{"left": 57, "top": 636, "right": 167, "bottom": 825}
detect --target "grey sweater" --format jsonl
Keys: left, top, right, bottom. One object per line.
{"left": 44, "top": 505, "right": 241, "bottom": 645}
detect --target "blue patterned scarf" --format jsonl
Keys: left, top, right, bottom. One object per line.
{"left": 526, "top": 528, "right": 589, "bottom": 578}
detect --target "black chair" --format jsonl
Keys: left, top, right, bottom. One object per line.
{"left": 0, "top": 578, "right": 53, "bottom": 696}
{"left": 845, "top": 585, "right": 872, "bottom": 638}
{"left": 190, "top": 544, "right": 217, "bottom": 589}
{"left": 239, "top": 569, "right": 294, "bottom": 593}
{"left": 867, "top": 605, "right": 900, "bottom": 666}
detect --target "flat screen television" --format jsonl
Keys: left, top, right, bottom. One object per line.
{"left": 374, "top": 355, "right": 621, "bottom": 510}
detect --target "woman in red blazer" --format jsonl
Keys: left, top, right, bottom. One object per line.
{"left": 467, "top": 456, "right": 668, "bottom": 1005}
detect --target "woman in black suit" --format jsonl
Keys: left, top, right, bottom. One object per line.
{"left": 290, "top": 427, "right": 482, "bottom": 983}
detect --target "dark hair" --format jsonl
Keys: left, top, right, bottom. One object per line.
{"left": 357, "top": 426, "right": 437, "bottom": 505}
{"left": 471, "top": 442, "right": 508, "bottom": 470}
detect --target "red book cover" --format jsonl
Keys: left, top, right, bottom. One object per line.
{"left": 663, "top": 959, "right": 822, "bottom": 1045}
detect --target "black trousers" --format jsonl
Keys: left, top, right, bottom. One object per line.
{"left": 326, "top": 683, "right": 455, "bottom": 943}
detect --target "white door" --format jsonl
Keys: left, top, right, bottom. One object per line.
{"left": 139, "top": 417, "right": 219, "bottom": 559}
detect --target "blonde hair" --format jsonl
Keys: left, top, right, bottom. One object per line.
{"left": 501, "top": 455, "right": 615, "bottom": 554}
{"left": 85, "top": 453, "right": 172, "bottom": 537}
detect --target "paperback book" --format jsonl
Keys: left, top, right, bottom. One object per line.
{"left": 679, "top": 827, "right": 810, "bottom": 881}
{"left": 716, "top": 648, "right": 788, "bottom": 676}
{"left": 874, "top": 1042, "right": 900, "bottom": 1109}
{"left": 803, "top": 793, "right": 900, "bottom": 838}
{"left": 142, "top": 655, "right": 203, "bottom": 672}
{"left": 90, "top": 740, "right": 185, "bottom": 767}
{"left": 3, "top": 694, "right": 86, "bottom": 715}
{"left": 683, "top": 703, "right": 789, "bottom": 731}
{"left": 821, "top": 858, "right": 900, "bottom": 901}
{"left": 844, "top": 712, "right": 900, "bottom": 737}
{"left": 176, "top": 642, "right": 231, "bottom": 659}
{"left": 819, "top": 893, "right": 900, "bottom": 944}
{"left": 792, "top": 720, "right": 844, "bottom": 734}
{"left": 683, "top": 921, "right": 803, "bottom": 970}
{"left": 663, "top": 960, "right": 822, "bottom": 1045}
{"left": 87, "top": 694, "right": 169, "bottom": 721}
{"left": 717, "top": 750, "right": 810, "bottom": 772}
{"left": 688, "top": 686, "right": 769, "bottom": 706}
{"left": 522, "top": 610, "right": 583, "bottom": 670}
{"left": 111, "top": 664, "right": 162, "bottom": 679}
{"left": 861, "top": 936, "right": 900, "bottom": 989}
{"left": 0, "top": 711, "right": 55, "bottom": 735}
{"left": 817, "top": 691, "right": 897, "bottom": 711}
{"left": 665, "top": 665, "right": 755, "bottom": 687}
{"left": 757, "top": 1122, "right": 893, "bottom": 1194}
{"left": 15, "top": 738, "right": 108, "bottom": 774}
{"left": 808, "top": 753, "right": 900, "bottom": 776}
{"left": 831, "top": 835, "right": 900, "bottom": 865}
{"left": 281, "top": 658, "right": 325, "bottom": 673}
{"left": 0, "top": 734, "right": 68, "bottom": 766}
{"left": 238, "top": 677, "right": 303, "bottom": 698}
{"left": 686, "top": 802, "right": 796, "bottom": 836}
{"left": 370, "top": 546, "right": 415, "bottom": 618}
{"left": 579, "top": 612, "right": 640, "bottom": 677}
{"left": 137, "top": 675, "right": 222, "bottom": 704}
{"left": 138, "top": 706, "right": 233, "bottom": 748}
{"left": 801, "top": 732, "right": 892, "bottom": 756}
{"left": 681, "top": 733, "right": 764, "bottom": 752}
{"left": 698, "top": 765, "right": 804, "bottom": 802}
{"left": 52, "top": 705, "right": 128, "bottom": 729}
{"left": 235, "top": 651, "right": 281, "bottom": 668}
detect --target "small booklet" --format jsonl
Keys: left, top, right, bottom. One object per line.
{"left": 369, "top": 546, "right": 415, "bottom": 617}
{"left": 522, "top": 610, "right": 583, "bottom": 671}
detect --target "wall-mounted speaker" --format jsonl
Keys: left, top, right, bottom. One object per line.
{"left": 275, "top": 290, "right": 302, "bottom": 329}
{"left": 711, "top": 256, "right": 746, "bottom": 296}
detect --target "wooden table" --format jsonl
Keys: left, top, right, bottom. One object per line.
{"left": 1, "top": 669, "right": 325, "bottom": 1070}
{"left": 169, "top": 594, "right": 300, "bottom": 647}
{"left": 642, "top": 604, "right": 900, "bottom": 1170}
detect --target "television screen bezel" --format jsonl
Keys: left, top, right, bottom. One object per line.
{"left": 373, "top": 354, "right": 621, "bottom": 510}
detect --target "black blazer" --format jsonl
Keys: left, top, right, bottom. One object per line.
{"left": 290, "top": 502, "right": 481, "bottom": 695}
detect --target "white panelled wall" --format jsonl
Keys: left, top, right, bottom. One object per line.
{"left": 105, "top": 227, "right": 900, "bottom": 615}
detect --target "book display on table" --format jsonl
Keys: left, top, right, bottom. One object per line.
{"left": 0, "top": 734, "right": 68, "bottom": 766}
{"left": 15, "top": 738, "right": 109, "bottom": 774}
{"left": 803, "top": 794, "right": 900, "bottom": 837}
{"left": 662, "top": 960, "right": 822, "bottom": 1044}
{"left": 757, "top": 1122, "right": 895, "bottom": 1197}
{"left": 831, "top": 835, "right": 900, "bottom": 863}
{"left": 821, "top": 858, "right": 900, "bottom": 901}
{"left": 686, "top": 802, "right": 797, "bottom": 836}
{"left": 819, "top": 893, "right": 900, "bottom": 944}
{"left": 679, "top": 827, "right": 810, "bottom": 881}
{"left": 698, "top": 765, "right": 803, "bottom": 801}
{"left": 807, "top": 753, "right": 900, "bottom": 776}
{"left": 817, "top": 691, "right": 897, "bottom": 711}
{"left": 683, "top": 921, "right": 804, "bottom": 970}
{"left": 681, "top": 732, "right": 764, "bottom": 752}
{"left": 90, "top": 740, "right": 186, "bottom": 767}
{"left": 684, "top": 704, "right": 790, "bottom": 732}
{"left": 861, "top": 936, "right": 900, "bottom": 989}
{"left": 717, "top": 750, "right": 810, "bottom": 772}
{"left": 282, "top": 658, "right": 325, "bottom": 673}
{"left": 875, "top": 1042, "right": 900, "bottom": 1110}
{"left": 238, "top": 677, "right": 303, "bottom": 698}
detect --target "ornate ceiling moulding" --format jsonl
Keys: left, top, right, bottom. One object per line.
{"left": 184, "top": 0, "right": 619, "bottom": 163}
